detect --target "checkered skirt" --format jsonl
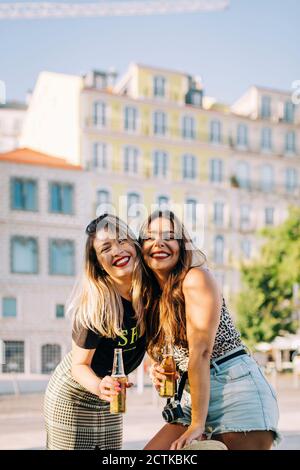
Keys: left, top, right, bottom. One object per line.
{"left": 43, "top": 351, "right": 123, "bottom": 450}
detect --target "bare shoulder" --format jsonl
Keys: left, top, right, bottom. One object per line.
{"left": 182, "top": 267, "right": 219, "bottom": 293}
{"left": 183, "top": 268, "right": 222, "bottom": 330}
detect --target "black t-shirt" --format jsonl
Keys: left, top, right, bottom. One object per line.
{"left": 72, "top": 297, "right": 146, "bottom": 377}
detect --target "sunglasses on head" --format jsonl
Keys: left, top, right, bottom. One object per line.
{"left": 85, "top": 213, "right": 108, "bottom": 235}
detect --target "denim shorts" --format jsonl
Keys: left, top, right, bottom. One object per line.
{"left": 171, "top": 346, "right": 281, "bottom": 446}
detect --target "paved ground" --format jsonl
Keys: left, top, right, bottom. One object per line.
{"left": 0, "top": 373, "right": 299, "bottom": 450}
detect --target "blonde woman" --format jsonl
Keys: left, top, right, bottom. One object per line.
{"left": 139, "top": 209, "right": 280, "bottom": 451}
{"left": 44, "top": 214, "right": 146, "bottom": 450}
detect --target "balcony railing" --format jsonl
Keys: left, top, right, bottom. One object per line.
{"left": 84, "top": 117, "right": 299, "bottom": 157}
{"left": 84, "top": 117, "right": 231, "bottom": 144}
{"left": 230, "top": 176, "right": 300, "bottom": 197}
{"left": 228, "top": 136, "right": 298, "bottom": 158}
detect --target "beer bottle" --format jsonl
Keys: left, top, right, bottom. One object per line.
{"left": 159, "top": 340, "right": 176, "bottom": 398}
{"left": 110, "top": 348, "right": 127, "bottom": 414}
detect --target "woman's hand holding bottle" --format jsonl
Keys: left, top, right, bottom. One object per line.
{"left": 149, "top": 362, "right": 179, "bottom": 393}
{"left": 98, "top": 376, "right": 133, "bottom": 402}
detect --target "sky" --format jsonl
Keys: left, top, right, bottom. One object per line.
{"left": 0, "top": 0, "right": 299, "bottom": 104}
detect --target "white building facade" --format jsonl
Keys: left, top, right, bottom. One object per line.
{"left": 0, "top": 149, "right": 90, "bottom": 374}
{"left": 0, "top": 102, "right": 27, "bottom": 153}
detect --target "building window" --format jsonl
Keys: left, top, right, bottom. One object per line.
{"left": 97, "top": 189, "right": 110, "bottom": 205}
{"left": 261, "top": 96, "right": 271, "bottom": 119}
{"left": 11, "top": 178, "right": 37, "bottom": 211}
{"left": 213, "top": 202, "right": 224, "bottom": 226}
{"left": 41, "top": 344, "right": 61, "bottom": 374}
{"left": 56, "top": 304, "right": 65, "bottom": 319}
{"left": 153, "top": 111, "right": 167, "bottom": 135}
{"left": 214, "top": 235, "right": 224, "bottom": 264}
{"left": 96, "top": 189, "right": 110, "bottom": 215}
{"left": 261, "top": 128, "right": 272, "bottom": 151}
{"left": 93, "top": 101, "right": 106, "bottom": 127}
{"left": 49, "top": 240, "right": 75, "bottom": 276}
{"left": 153, "top": 76, "right": 166, "bottom": 98}
{"left": 284, "top": 101, "right": 295, "bottom": 123}
{"left": 236, "top": 161, "right": 250, "bottom": 189}
{"left": 127, "top": 192, "right": 141, "bottom": 218}
{"left": 11, "top": 236, "right": 38, "bottom": 274}
{"left": 124, "top": 146, "right": 139, "bottom": 174}
{"left": 210, "top": 120, "right": 222, "bottom": 144}
{"left": 285, "top": 131, "right": 296, "bottom": 154}
{"left": 153, "top": 151, "right": 168, "bottom": 177}
{"left": 124, "top": 106, "right": 137, "bottom": 131}
{"left": 49, "top": 183, "right": 74, "bottom": 214}
{"left": 2, "top": 298, "right": 17, "bottom": 318}
{"left": 265, "top": 207, "right": 274, "bottom": 226}
{"left": 13, "top": 119, "right": 22, "bottom": 133}
{"left": 186, "top": 89, "right": 203, "bottom": 107}
{"left": 261, "top": 164, "right": 274, "bottom": 192}
{"left": 241, "top": 239, "right": 251, "bottom": 258}
{"left": 183, "top": 154, "right": 196, "bottom": 180}
{"left": 182, "top": 116, "right": 196, "bottom": 139}
{"left": 93, "top": 142, "right": 107, "bottom": 169}
{"left": 240, "top": 204, "right": 251, "bottom": 226}
{"left": 157, "top": 195, "right": 169, "bottom": 209}
{"left": 209, "top": 159, "right": 223, "bottom": 183}
{"left": 237, "top": 124, "right": 248, "bottom": 147}
{"left": 3, "top": 341, "right": 24, "bottom": 373}
{"left": 186, "top": 199, "right": 197, "bottom": 231}
{"left": 285, "top": 168, "right": 298, "bottom": 193}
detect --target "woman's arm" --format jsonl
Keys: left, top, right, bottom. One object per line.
{"left": 71, "top": 340, "right": 121, "bottom": 401}
{"left": 170, "top": 267, "right": 221, "bottom": 450}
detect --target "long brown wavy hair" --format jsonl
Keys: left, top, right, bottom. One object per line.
{"left": 138, "top": 209, "right": 207, "bottom": 360}
{"left": 68, "top": 214, "right": 146, "bottom": 339}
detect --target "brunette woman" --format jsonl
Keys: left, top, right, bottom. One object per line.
{"left": 139, "top": 210, "right": 280, "bottom": 450}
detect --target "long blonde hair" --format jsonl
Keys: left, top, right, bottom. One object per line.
{"left": 139, "top": 209, "right": 207, "bottom": 360}
{"left": 69, "top": 214, "right": 145, "bottom": 339}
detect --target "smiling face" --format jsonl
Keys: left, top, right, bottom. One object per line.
{"left": 93, "top": 227, "right": 137, "bottom": 282}
{"left": 141, "top": 216, "right": 180, "bottom": 278}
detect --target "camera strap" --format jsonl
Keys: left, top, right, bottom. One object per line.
{"left": 167, "top": 371, "right": 188, "bottom": 404}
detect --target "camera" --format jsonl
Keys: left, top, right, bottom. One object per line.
{"left": 162, "top": 398, "right": 185, "bottom": 423}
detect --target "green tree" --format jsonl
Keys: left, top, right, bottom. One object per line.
{"left": 236, "top": 205, "right": 300, "bottom": 347}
